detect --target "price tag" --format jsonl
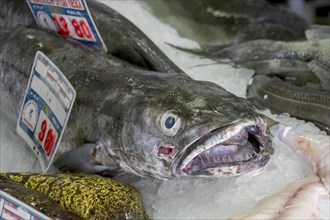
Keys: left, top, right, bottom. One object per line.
{"left": 17, "top": 51, "right": 76, "bottom": 172}
{"left": 0, "top": 190, "right": 50, "bottom": 220}
{"left": 26, "top": 0, "right": 107, "bottom": 52}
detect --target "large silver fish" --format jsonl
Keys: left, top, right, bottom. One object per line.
{"left": 0, "top": 0, "right": 183, "bottom": 73}
{"left": 0, "top": 25, "right": 274, "bottom": 179}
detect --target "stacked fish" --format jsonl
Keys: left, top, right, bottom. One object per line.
{"left": 142, "top": 0, "right": 330, "bottom": 218}
{"left": 144, "top": 0, "right": 330, "bottom": 134}
{"left": 0, "top": 0, "right": 329, "bottom": 219}
{"left": 0, "top": 0, "right": 276, "bottom": 218}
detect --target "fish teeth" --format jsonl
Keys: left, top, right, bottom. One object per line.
{"left": 199, "top": 156, "right": 205, "bottom": 164}
{"left": 240, "top": 155, "right": 244, "bottom": 161}
{"left": 244, "top": 154, "right": 250, "bottom": 160}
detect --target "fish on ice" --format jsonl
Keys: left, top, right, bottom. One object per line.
{"left": 0, "top": 25, "right": 274, "bottom": 179}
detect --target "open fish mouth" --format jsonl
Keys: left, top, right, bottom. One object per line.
{"left": 172, "top": 117, "right": 274, "bottom": 177}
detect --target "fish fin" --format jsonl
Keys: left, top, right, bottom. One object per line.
{"left": 165, "top": 42, "right": 229, "bottom": 58}
{"left": 53, "top": 143, "right": 125, "bottom": 177}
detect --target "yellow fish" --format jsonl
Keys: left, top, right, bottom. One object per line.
{"left": 1, "top": 173, "right": 150, "bottom": 220}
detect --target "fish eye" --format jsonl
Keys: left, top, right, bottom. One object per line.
{"left": 159, "top": 111, "right": 181, "bottom": 136}
{"left": 165, "top": 116, "right": 175, "bottom": 129}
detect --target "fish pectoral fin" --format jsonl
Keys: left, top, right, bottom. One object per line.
{"left": 53, "top": 143, "right": 124, "bottom": 177}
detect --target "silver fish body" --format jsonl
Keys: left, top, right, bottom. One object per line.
{"left": 0, "top": 25, "right": 273, "bottom": 179}
{"left": 0, "top": 0, "right": 182, "bottom": 73}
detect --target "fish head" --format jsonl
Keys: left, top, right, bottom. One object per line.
{"left": 172, "top": 116, "right": 274, "bottom": 178}
{"left": 119, "top": 76, "right": 274, "bottom": 179}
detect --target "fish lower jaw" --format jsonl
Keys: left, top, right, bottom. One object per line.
{"left": 180, "top": 149, "right": 258, "bottom": 176}
{"left": 180, "top": 154, "right": 270, "bottom": 177}
{"left": 181, "top": 149, "right": 256, "bottom": 174}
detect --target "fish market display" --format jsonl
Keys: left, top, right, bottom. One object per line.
{"left": 0, "top": 25, "right": 273, "bottom": 179}
{"left": 194, "top": 26, "right": 330, "bottom": 90}
{"left": 0, "top": 0, "right": 183, "bottom": 73}
{"left": 170, "top": 25, "right": 330, "bottom": 91}
{"left": 159, "top": 2, "right": 330, "bottom": 133}
{"left": 0, "top": 175, "right": 81, "bottom": 220}
{"left": 1, "top": 173, "right": 150, "bottom": 220}
{"left": 142, "top": 0, "right": 307, "bottom": 45}
{"left": 240, "top": 27, "right": 329, "bottom": 133}
{"left": 142, "top": 0, "right": 330, "bottom": 134}
{"left": 1, "top": 0, "right": 329, "bottom": 219}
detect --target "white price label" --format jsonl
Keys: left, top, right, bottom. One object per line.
{"left": 17, "top": 51, "right": 76, "bottom": 171}
{"left": 0, "top": 191, "right": 50, "bottom": 220}
{"left": 26, "top": 0, "right": 107, "bottom": 51}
